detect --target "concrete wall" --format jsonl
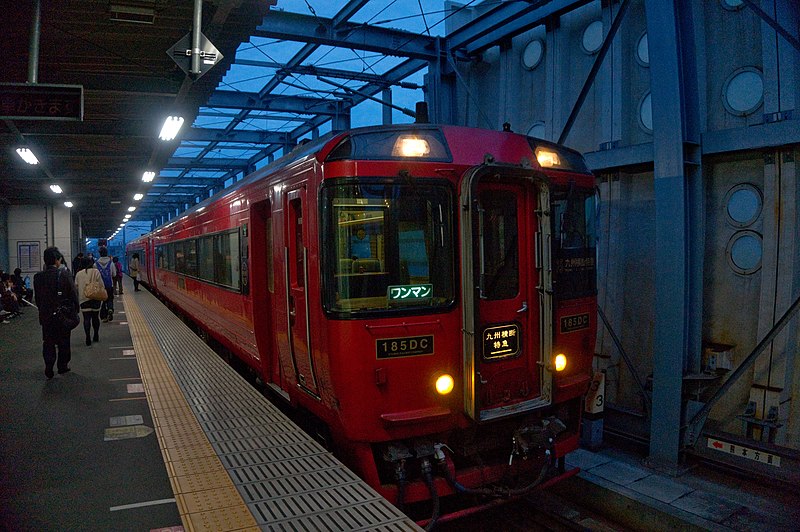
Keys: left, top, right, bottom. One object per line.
{"left": 7, "top": 205, "right": 75, "bottom": 276}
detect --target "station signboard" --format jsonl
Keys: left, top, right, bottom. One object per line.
{"left": 0, "top": 83, "right": 83, "bottom": 121}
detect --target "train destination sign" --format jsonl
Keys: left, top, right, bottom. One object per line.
{"left": 0, "top": 83, "right": 83, "bottom": 120}
{"left": 483, "top": 323, "right": 520, "bottom": 360}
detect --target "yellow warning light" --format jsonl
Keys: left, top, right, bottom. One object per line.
{"left": 554, "top": 354, "right": 567, "bottom": 372}
{"left": 435, "top": 374, "right": 455, "bottom": 395}
{"left": 535, "top": 148, "right": 561, "bottom": 168}
{"left": 393, "top": 136, "right": 431, "bottom": 157}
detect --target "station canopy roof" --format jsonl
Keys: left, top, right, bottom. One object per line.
{"left": 1, "top": 0, "right": 587, "bottom": 240}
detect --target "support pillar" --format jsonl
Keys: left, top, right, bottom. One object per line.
{"left": 644, "top": 0, "right": 704, "bottom": 468}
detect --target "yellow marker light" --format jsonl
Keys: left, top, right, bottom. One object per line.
{"left": 435, "top": 374, "right": 455, "bottom": 395}
{"left": 535, "top": 148, "right": 561, "bottom": 168}
{"left": 393, "top": 135, "right": 431, "bottom": 157}
{"left": 554, "top": 353, "right": 567, "bottom": 372}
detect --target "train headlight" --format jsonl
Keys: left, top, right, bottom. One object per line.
{"left": 535, "top": 148, "right": 561, "bottom": 168}
{"left": 554, "top": 353, "right": 567, "bottom": 372}
{"left": 393, "top": 135, "right": 431, "bottom": 157}
{"left": 435, "top": 374, "right": 455, "bottom": 395}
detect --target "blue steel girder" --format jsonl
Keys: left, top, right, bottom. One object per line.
{"left": 206, "top": 91, "right": 348, "bottom": 116}
{"left": 183, "top": 127, "right": 291, "bottom": 144}
{"left": 233, "top": 59, "right": 423, "bottom": 88}
{"left": 243, "top": 58, "right": 428, "bottom": 170}
{"left": 164, "top": 157, "right": 250, "bottom": 169}
{"left": 253, "top": 10, "right": 440, "bottom": 61}
{"left": 447, "top": 0, "right": 591, "bottom": 56}
{"left": 644, "top": 0, "right": 704, "bottom": 469}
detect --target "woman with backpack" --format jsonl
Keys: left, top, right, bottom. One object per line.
{"left": 75, "top": 257, "right": 104, "bottom": 345}
{"left": 95, "top": 247, "right": 116, "bottom": 322}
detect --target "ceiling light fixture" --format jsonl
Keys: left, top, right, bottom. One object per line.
{"left": 142, "top": 171, "right": 155, "bottom": 182}
{"left": 128, "top": 206, "right": 136, "bottom": 212}
{"left": 64, "top": 201, "right": 74, "bottom": 208}
{"left": 16, "top": 148, "right": 39, "bottom": 165}
{"left": 158, "top": 116, "right": 184, "bottom": 141}
{"left": 50, "top": 184, "right": 63, "bottom": 194}
{"left": 133, "top": 193, "right": 143, "bottom": 201}
{"left": 109, "top": 1, "right": 155, "bottom": 24}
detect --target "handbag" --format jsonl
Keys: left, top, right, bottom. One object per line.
{"left": 53, "top": 270, "right": 80, "bottom": 331}
{"left": 84, "top": 270, "right": 109, "bottom": 301}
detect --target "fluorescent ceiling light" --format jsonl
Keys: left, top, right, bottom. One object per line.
{"left": 50, "top": 184, "right": 63, "bottom": 194}
{"left": 64, "top": 201, "right": 74, "bottom": 208}
{"left": 133, "top": 193, "right": 144, "bottom": 201}
{"left": 142, "top": 171, "right": 155, "bottom": 182}
{"left": 109, "top": 1, "right": 155, "bottom": 24}
{"left": 159, "top": 116, "right": 184, "bottom": 141}
{"left": 128, "top": 206, "right": 136, "bottom": 212}
{"left": 16, "top": 148, "right": 39, "bottom": 165}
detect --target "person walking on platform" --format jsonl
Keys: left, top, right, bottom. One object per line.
{"left": 34, "top": 247, "right": 79, "bottom": 379}
{"left": 95, "top": 247, "right": 116, "bottom": 322}
{"left": 112, "top": 256, "right": 123, "bottom": 295}
{"left": 71, "top": 252, "right": 84, "bottom": 275}
{"left": 74, "top": 257, "right": 103, "bottom": 346}
{"left": 129, "top": 253, "right": 141, "bottom": 292}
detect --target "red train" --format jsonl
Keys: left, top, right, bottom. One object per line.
{"left": 128, "top": 124, "right": 597, "bottom": 513}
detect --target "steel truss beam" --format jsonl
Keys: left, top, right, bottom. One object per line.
{"left": 206, "top": 91, "right": 347, "bottom": 115}
{"left": 447, "top": 0, "right": 590, "bottom": 55}
{"left": 253, "top": 10, "right": 439, "bottom": 60}
{"left": 183, "top": 127, "right": 290, "bottom": 144}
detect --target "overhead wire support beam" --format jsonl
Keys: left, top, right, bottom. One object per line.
{"left": 253, "top": 11, "right": 440, "bottom": 60}
{"left": 316, "top": 77, "right": 416, "bottom": 118}
{"left": 183, "top": 127, "right": 290, "bottom": 144}
{"left": 164, "top": 157, "right": 250, "bottom": 169}
{"left": 207, "top": 90, "right": 345, "bottom": 115}
{"left": 234, "top": 59, "right": 422, "bottom": 88}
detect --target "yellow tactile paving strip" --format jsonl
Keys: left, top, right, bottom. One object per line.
{"left": 124, "top": 291, "right": 260, "bottom": 532}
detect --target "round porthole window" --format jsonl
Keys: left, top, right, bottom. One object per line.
{"left": 726, "top": 230, "right": 762, "bottom": 275}
{"left": 527, "top": 121, "right": 546, "bottom": 139}
{"left": 636, "top": 32, "right": 649, "bottom": 66}
{"left": 723, "top": 68, "right": 764, "bottom": 116}
{"left": 522, "top": 39, "right": 544, "bottom": 70}
{"left": 720, "top": 0, "right": 745, "bottom": 10}
{"left": 582, "top": 21, "right": 603, "bottom": 54}
{"left": 724, "top": 183, "right": 762, "bottom": 227}
{"left": 638, "top": 92, "right": 653, "bottom": 132}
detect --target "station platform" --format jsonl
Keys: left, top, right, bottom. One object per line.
{"left": 2, "top": 276, "right": 799, "bottom": 531}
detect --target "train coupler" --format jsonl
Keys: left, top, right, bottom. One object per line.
{"left": 510, "top": 417, "right": 566, "bottom": 463}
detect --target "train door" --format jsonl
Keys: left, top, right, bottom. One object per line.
{"left": 250, "top": 199, "right": 282, "bottom": 391}
{"left": 461, "top": 169, "right": 549, "bottom": 421}
{"left": 285, "top": 187, "right": 320, "bottom": 397}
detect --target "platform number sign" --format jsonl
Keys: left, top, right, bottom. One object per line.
{"left": 585, "top": 371, "right": 605, "bottom": 414}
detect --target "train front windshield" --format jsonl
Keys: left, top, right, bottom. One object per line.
{"left": 321, "top": 180, "right": 455, "bottom": 316}
{"left": 551, "top": 188, "right": 597, "bottom": 299}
